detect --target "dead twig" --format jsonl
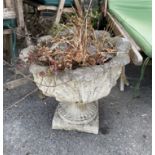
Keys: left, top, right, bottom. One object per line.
{"left": 84, "top": 0, "right": 93, "bottom": 20}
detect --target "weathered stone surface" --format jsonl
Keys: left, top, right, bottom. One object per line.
{"left": 29, "top": 38, "right": 130, "bottom": 104}
{"left": 58, "top": 101, "right": 98, "bottom": 125}
{"left": 52, "top": 101, "right": 99, "bottom": 134}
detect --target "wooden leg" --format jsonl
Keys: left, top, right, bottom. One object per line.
{"left": 104, "top": 0, "right": 108, "bottom": 17}
{"left": 24, "top": 26, "right": 32, "bottom": 46}
{"left": 16, "top": 0, "right": 25, "bottom": 28}
{"left": 3, "top": 29, "right": 17, "bottom": 64}
{"left": 16, "top": 0, "right": 32, "bottom": 45}
{"left": 74, "top": 0, "right": 83, "bottom": 17}
{"left": 120, "top": 66, "right": 129, "bottom": 91}
{"left": 11, "top": 30, "right": 17, "bottom": 63}
{"left": 55, "top": 0, "right": 65, "bottom": 24}
{"left": 3, "top": 34, "right": 12, "bottom": 63}
{"left": 120, "top": 67, "right": 125, "bottom": 91}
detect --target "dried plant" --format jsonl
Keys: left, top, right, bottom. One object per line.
{"left": 27, "top": 15, "right": 117, "bottom": 75}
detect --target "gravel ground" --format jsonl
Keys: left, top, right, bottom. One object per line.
{"left": 3, "top": 64, "right": 152, "bottom": 155}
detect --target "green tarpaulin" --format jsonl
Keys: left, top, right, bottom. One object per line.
{"left": 108, "top": 0, "right": 152, "bottom": 57}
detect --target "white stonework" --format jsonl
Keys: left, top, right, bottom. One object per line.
{"left": 20, "top": 36, "right": 130, "bottom": 134}
{"left": 52, "top": 101, "right": 99, "bottom": 134}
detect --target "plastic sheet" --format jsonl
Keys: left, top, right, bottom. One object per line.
{"left": 108, "top": 0, "right": 152, "bottom": 57}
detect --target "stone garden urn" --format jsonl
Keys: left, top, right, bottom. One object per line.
{"left": 20, "top": 34, "right": 130, "bottom": 134}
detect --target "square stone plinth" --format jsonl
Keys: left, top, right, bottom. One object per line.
{"left": 52, "top": 103, "right": 99, "bottom": 134}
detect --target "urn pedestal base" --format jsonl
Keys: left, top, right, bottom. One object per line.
{"left": 52, "top": 102, "right": 99, "bottom": 134}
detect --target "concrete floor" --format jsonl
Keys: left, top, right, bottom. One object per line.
{"left": 3, "top": 64, "right": 152, "bottom": 155}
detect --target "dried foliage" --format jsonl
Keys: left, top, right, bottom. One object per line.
{"left": 27, "top": 16, "right": 117, "bottom": 74}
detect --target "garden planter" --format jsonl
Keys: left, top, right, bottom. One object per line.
{"left": 20, "top": 34, "right": 130, "bottom": 134}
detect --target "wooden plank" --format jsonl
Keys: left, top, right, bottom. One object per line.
{"left": 107, "top": 12, "right": 143, "bottom": 65}
{"left": 16, "top": 0, "right": 25, "bottom": 28}
{"left": 3, "top": 0, "right": 6, "bottom": 8}
{"left": 63, "top": 7, "right": 74, "bottom": 13}
{"left": 3, "top": 8, "right": 16, "bottom": 19}
{"left": 38, "top": 5, "right": 74, "bottom": 13}
{"left": 16, "top": 0, "right": 32, "bottom": 45}
{"left": 74, "top": 0, "right": 83, "bottom": 17}
{"left": 38, "top": 5, "right": 59, "bottom": 11}
{"left": 5, "top": 0, "right": 13, "bottom": 8}
{"left": 3, "top": 29, "right": 14, "bottom": 34}
{"left": 55, "top": 0, "right": 65, "bottom": 24}
{"left": 103, "top": 0, "right": 107, "bottom": 17}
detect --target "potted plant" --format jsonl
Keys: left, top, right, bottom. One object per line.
{"left": 20, "top": 16, "right": 130, "bottom": 134}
